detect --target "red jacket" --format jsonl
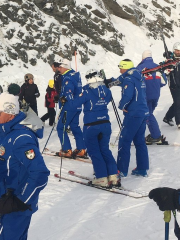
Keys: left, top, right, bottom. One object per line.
{"left": 45, "top": 87, "right": 57, "bottom": 108}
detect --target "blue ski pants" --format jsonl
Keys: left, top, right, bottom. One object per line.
{"left": 0, "top": 213, "right": 31, "bottom": 240}
{"left": 57, "top": 110, "right": 85, "bottom": 150}
{"left": 146, "top": 99, "right": 161, "bottom": 139}
{"left": 83, "top": 123, "right": 118, "bottom": 178}
{"left": 117, "top": 115, "right": 149, "bottom": 174}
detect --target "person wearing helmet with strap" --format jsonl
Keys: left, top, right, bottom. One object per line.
{"left": 60, "top": 69, "right": 120, "bottom": 188}
{"left": 56, "top": 58, "right": 86, "bottom": 158}
{"left": 19, "top": 73, "right": 40, "bottom": 115}
{"left": 41, "top": 79, "right": 57, "bottom": 126}
{"left": 163, "top": 42, "right": 180, "bottom": 129}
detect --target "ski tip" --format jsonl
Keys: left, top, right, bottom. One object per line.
{"left": 68, "top": 170, "right": 75, "bottom": 175}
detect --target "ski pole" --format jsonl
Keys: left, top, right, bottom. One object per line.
{"left": 111, "top": 97, "right": 122, "bottom": 130}
{"left": 42, "top": 104, "right": 64, "bottom": 154}
{"left": 99, "top": 69, "right": 122, "bottom": 130}
{"left": 59, "top": 111, "right": 67, "bottom": 182}
{"left": 164, "top": 210, "right": 171, "bottom": 240}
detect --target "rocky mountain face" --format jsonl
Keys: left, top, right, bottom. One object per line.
{"left": 0, "top": 0, "right": 179, "bottom": 68}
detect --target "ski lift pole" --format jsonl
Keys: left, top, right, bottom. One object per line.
{"left": 74, "top": 45, "right": 78, "bottom": 72}
{"left": 164, "top": 210, "right": 171, "bottom": 240}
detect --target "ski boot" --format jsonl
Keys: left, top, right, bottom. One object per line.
{"left": 163, "top": 117, "right": 174, "bottom": 126}
{"left": 91, "top": 177, "right": 109, "bottom": 188}
{"left": 131, "top": 168, "right": 148, "bottom": 177}
{"left": 56, "top": 149, "right": 72, "bottom": 158}
{"left": 72, "top": 149, "right": 88, "bottom": 159}
{"left": 108, "top": 174, "right": 121, "bottom": 188}
{"left": 145, "top": 134, "right": 168, "bottom": 145}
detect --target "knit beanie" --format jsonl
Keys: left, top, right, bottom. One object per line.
{"left": 8, "top": 83, "right": 21, "bottom": 96}
{"left": 142, "top": 50, "right": 152, "bottom": 60}
{"left": 0, "top": 92, "right": 19, "bottom": 115}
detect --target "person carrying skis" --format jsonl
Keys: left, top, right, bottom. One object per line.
{"left": 0, "top": 92, "right": 50, "bottom": 240}
{"left": 60, "top": 69, "right": 119, "bottom": 187}
{"left": 41, "top": 79, "right": 57, "bottom": 126}
{"left": 104, "top": 59, "right": 149, "bottom": 177}
{"left": 56, "top": 58, "right": 86, "bottom": 158}
{"left": 137, "top": 50, "right": 167, "bottom": 144}
{"left": 163, "top": 42, "right": 180, "bottom": 129}
{"left": 19, "top": 73, "right": 40, "bottom": 115}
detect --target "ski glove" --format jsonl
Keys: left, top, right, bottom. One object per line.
{"left": 0, "top": 189, "right": 32, "bottom": 215}
{"left": 60, "top": 96, "right": 67, "bottom": 104}
{"left": 149, "top": 187, "right": 180, "bottom": 211}
{"left": 104, "top": 78, "right": 112, "bottom": 88}
{"left": 54, "top": 95, "right": 59, "bottom": 103}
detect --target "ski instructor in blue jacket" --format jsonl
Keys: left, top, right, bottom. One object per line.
{"left": 56, "top": 58, "right": 86, "bottom": 158}
{"left": 137, "top": 50, "right": 167, "bottom": 144}
{"left": 113, "top": 59, "right": 149, "bottom": 177}
{"left": 0, "top": 92, "right": 50, "bottom": 240}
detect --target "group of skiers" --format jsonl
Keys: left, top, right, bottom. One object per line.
{"left": 1, "top": 41, "right": 180, "bottom": 239}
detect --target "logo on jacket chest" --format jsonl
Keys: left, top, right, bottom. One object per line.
{"left": 0, "top": 145, "right": 5, "bottom": 156}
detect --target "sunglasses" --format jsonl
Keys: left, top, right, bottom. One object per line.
{"left": 85, "top": 72, "right": 98, "bottom": 79}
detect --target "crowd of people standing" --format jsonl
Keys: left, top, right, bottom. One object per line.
{"left": 0, "top": 42, "right": 180, "bottom": 239}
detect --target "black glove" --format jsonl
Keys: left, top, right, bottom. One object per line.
{"left": 60, "top": 96, "right": 67, "bottom": 104}
{"left": 104, "top": 78, "right": 112, "bottom": 88}
{"left": 149, "top": 187, "right": 180, "bottom": 211}
{"left": 163, "top": 51, "right": 173, "bottom": 59}
{"left": 34, "top": 93, "right": 40, "bottom": 98}
{"left": 0, "top": 189, "right": 31, "bottom": 215}
{"left": 54, "top": 95, "right": 59, "bottom": 103}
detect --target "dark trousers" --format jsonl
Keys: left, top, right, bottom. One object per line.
{"left": 41, "top": 108, "right": 56, "bottom": 126}
{"left": 30, "top": 104, "right": 38, "bottom": 115}
{"left": 165, "top": 88, "right": 180, "bottom": 125}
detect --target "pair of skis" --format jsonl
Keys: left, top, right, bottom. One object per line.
{"left": 43, "top": 148, "right": 92, "bottom": 164}
{"left": 54, "top": 170, "right": 148, "bottom": 199}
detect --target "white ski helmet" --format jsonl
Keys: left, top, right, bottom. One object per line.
{"left": 173, "top": 42, "right": 180, "bottom": 52}
{"left": 85, "top": 69, "right": 103, "bottom": 83}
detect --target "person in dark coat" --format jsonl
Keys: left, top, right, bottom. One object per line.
{"left": 41, "top": 79, "right": 57, "bottom": 126}
{"left": 19, "top": 73, "right": 40, "bottom": 115}
{"left": 51, "top": 62, "right": 62, "bottom": 95}
{"left": 163, "top": 42, "right": 180, "bottom": 129}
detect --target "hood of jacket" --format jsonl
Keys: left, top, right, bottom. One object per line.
{"left": 0, "top": 110, "right": 43, "bottom": 139}
{"left": 87, "top": 83, "right": 109, "bottom": 99}
{"left": 122, "top": 68, "right": 144, "bottom": 82}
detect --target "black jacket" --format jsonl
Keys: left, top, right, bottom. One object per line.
{"left": 168, "top": 60, "right": 180, "bottom": 89}
{"left": 19, "top": 83, "right": 40, "bottom": 106}
{"left": 54, "top": 71, "right": 62, "bottom": 94}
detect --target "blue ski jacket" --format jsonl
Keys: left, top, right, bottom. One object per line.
{"left": 0, "top": 111, "right": 50, "bottom": 216}
{"left": 59, "top": 69, "right": 82, "bottom": 112}
{"left": 66, "top": 84, "right": 112, "bottom": 125}
{"left": 136, "top": 57, "right": 167, "bottom": 100}
{"left": 117, "top": 68, "right": 149, "bottom": 117}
